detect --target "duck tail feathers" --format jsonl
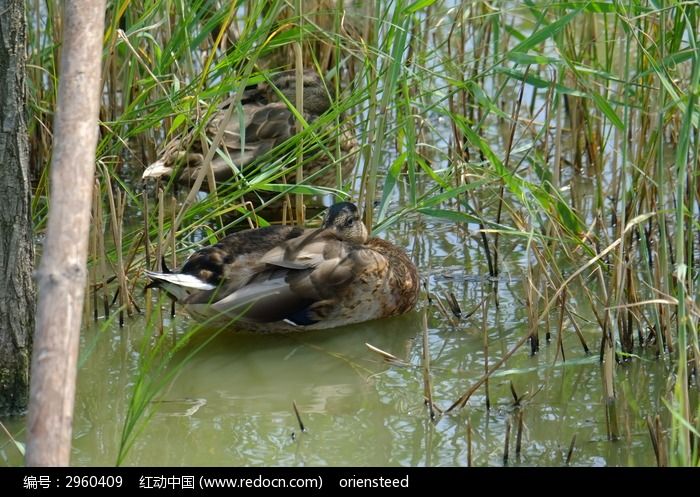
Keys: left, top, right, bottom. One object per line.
{"left": 144, "top": 270, "right": 216, "bottom": 302}
{"left": 145, "top": 271, "right": 216, "bottom": 290}
{"left": 142, "top": 159, "right": 171, "bottom": 180}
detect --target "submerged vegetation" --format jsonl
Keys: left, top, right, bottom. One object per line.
{"left": 16, "top": 0, "right": 700, "bottom": 465}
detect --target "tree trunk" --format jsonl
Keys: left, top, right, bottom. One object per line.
{"left": 26, "top": 0, "right": 106, "bottom": 466}
{"left": 0, "top": 0, "right": 35, "bottom": 416}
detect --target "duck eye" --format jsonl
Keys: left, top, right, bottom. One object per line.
{"left": 345, "top": 217, "right": 354, "bottom": 227}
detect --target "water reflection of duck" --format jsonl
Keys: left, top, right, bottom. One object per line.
{"left": 191, "top": 313, "right": 420, "bottom": 405}
{"left": 145, "top": 202, "right": 419, "bottom": 331}
{"left": 142, "top": 70, "right": 357, "bottom": 192}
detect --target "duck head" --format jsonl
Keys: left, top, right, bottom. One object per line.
{"left": 322, "top": 202, "right": 368, "bottom": 243}
{"left": 265, "top": 70, "right": 333, "bottom": 116}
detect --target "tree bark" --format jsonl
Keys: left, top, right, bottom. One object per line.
{"left": 26, "top": 0, "right": 106, "bottom": 466}
{"left": 0, "top": 0, "right": 35, "bottom": 416}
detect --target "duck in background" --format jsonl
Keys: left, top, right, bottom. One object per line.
{"left": 142, "top": 70, "right": 357, "bottom": 193}
{"left": 145, "top": 202, "right": 419, "bottom": 332}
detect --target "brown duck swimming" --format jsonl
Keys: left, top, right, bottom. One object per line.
{"left": 142, "top": 70, "right": 357, "bottom": 191}
{"left": 145, "top": 202, "right": 419, "bottom": 332}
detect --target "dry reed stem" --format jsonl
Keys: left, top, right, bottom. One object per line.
{"left": 482, "top": 293, "right": 490, "bottom": 410}
{"left": 565, "top": 304, "right": 590, "bottom": 354}
{"left": 447, "top": 331, "right": 531, "bottom": 413}
{"left": 421, "top": 311, "right": 436, "bottom": 420}
{"left": 515, "top": 410, "right": 524, "bottom": 458}
{"left": 102, "top": 164, "right": 132, "bottom": 325}
{"left": 554, "top": 287, "right": 567, "bottom": 363}
{"left": 466, "top": 419, "right": 472, "bottom": 467}
{"left": 565, "top": 434, "right": 576, "bottom": 465}
{"left": 170, "top": 195, "right": 177, "bottom": 319}
{"left": 503, "top": 417, "right": 511, "bottom": 465}
{"left": 91, "top": 183, "right": 99, "bottom": 321}
{"left": 95, "top": 179, "right": 109, "bottom": 319}
{"left": 365, "top": 343, "right": 407, "bottom": 366}
{"left": 156, "top": 188, "right": 165, "bottom": 335}
{"left": 292, "top": 400, "right": 306, "bottom": 433}
{"left": 294, "top": 41, "right": 305, "bottom": 226}
{"left": 433, "top": 292, "right": 458, "bottom": 327}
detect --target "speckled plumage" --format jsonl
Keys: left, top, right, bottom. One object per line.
{"left": 142, "top": 70, "right": 357, "bottom": 191}
{"left": 145, "top": 202, "right": 419, "bottom": 332}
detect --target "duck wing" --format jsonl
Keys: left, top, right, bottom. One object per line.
{"left": 206, "top": 102, "right": 296, "bottom": 169}
{"left": 187, "top": 267, "right": 315, "bottom": 324}
{"left": 182, "top": 225, "right": 306, "bottom": 285}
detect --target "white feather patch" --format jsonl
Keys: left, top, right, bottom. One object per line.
{"left": 145, "top": 271, "right": 216, "bottom": 290}
{"left": 142, "top": 159, "right": 171, "bottom": 179}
